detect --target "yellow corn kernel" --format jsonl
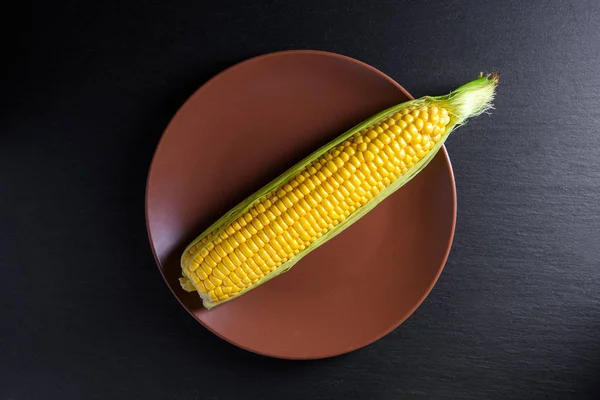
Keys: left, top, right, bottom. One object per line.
{"left": 236, "top": 242, "right": 252, "bottom": 258}
{"left": 414, "top": 118, "right": 424, "bottom": 131}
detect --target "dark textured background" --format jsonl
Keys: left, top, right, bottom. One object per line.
{"left": 3, "top": 0, "right": 600, "bottom": 398}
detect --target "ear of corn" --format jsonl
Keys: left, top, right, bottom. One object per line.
{"left": 180, "top": 74, "right": 498, "bottom": 309}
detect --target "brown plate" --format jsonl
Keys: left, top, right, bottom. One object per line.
{"left": 146, "top": 50, "right": 456, "bottom": 359}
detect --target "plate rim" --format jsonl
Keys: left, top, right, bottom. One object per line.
{"left": 145, "top": 49, "right": 457, "bottom": 359}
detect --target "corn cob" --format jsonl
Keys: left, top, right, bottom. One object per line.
{"left": 180, "top": 74, "right": 498, "bottom": 309}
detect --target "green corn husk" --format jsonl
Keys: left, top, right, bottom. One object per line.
{"left": 181, "top": 74, "right": 498, "bottom": 309}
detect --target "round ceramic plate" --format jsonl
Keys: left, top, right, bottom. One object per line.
{"left": 146, "top": 50, "right": 456, "bottom": 359}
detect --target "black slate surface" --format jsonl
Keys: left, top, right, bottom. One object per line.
{"left": 2, "top": 0, "right": 600, "bottom": 398}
